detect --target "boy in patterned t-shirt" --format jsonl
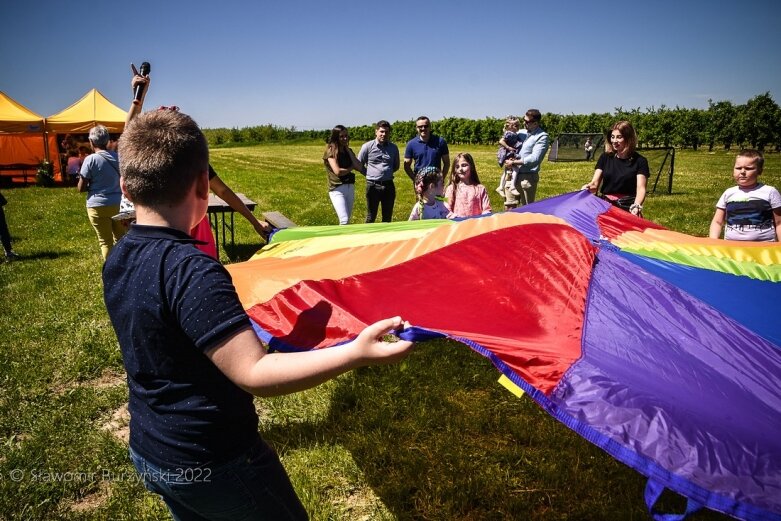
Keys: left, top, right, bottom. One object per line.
{"left": 709, "top": 149, "right": 781, "bottom": 241}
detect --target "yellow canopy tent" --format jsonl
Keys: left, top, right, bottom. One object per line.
{"left": 45, "top": 89, "right": 128, "bottom": 182}
{"left": 46, "top": 88, "right": 127, "bottom": 133}
{"left": 0, "top": 91, "right": 57, "bottom": 184}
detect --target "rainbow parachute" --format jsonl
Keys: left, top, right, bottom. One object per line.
{"left": 226, "top": 191, "right": 781, "bottom": 521}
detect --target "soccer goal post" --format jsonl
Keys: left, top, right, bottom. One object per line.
{"left": 637, "top": 147, "right": 675, "bottom": 194}
{"left": 548, "top": 133, "right": 604, "bottom": 162}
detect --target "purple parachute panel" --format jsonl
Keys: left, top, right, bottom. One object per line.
{"left": 551, "top": 250, "right": 781, "bottom": 518}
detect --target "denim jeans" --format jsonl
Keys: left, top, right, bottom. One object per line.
{"left": 365, "top": 180, "right": 396, "bottom": 223}
{"left": 129, "top": 440, "right": 307, "bottom": 520}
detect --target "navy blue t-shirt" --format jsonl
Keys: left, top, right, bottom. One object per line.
{"left": 404, "top": 134, "right": 449, "bottom": 173}
{"left": 103, "top": 225, "right": 259, "bottom": 469}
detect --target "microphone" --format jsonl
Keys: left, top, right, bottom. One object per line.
{"left": 133, "top": 62, "right": 151, "bottom": 104}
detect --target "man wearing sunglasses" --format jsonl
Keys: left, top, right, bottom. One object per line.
{"left": 503, "top": 109, "right": 549, "bottom": 207}
{"left": 403, "top": 116, "right": 450, "bottom": 184}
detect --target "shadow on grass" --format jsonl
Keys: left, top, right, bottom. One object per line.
{"left": 223, "top": 242, "right": 264, "bottom": 263}
{"left": 2, "top": 250, "right": 73, "bottom": 262}
{"left": 259, "top": 340, "right": 719, "bottom": 519}
{"left": 268, "top": 301, "right": 332, "bottom": 350}
{"left": 259, "top": 338, "right": 735, "bottom": 520}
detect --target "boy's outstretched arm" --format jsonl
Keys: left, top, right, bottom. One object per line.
{"left": 207, "top": 316, "right": 413, "bottom": 397}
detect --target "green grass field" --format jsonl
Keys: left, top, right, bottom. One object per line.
{"left": 0, "top": 143, "right": 777, "bottom": 520}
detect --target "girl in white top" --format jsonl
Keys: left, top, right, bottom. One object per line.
{"left": 409, "top": 166, "right": 448, "bottom": 220}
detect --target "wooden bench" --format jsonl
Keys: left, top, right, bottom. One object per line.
{"left": 0, "top": 164, "right": 39, "bottom": 186}
{"left": 262, "top": 211, "right": 297, "bottom": 230}
{"left": 208, "top": 193, "right": 258, "bottom": 256}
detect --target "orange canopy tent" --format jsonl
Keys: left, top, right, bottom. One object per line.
{"left": 0, "top": 91, "right": 56, "bottom": 183}
{"left": 45, "top": 88, "right": 127, "bottom": 133}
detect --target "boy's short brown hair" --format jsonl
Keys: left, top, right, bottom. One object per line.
{"left": 119, "top": 110, "right": 208, "bottom": 207}
{"left": 737, "top": 149, "right": 764, "bottom": 171}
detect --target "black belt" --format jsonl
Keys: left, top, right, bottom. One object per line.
{"left": 367, "top": 179, "right": 394, "bottom": 186}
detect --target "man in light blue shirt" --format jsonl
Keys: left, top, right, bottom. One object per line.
{"left": 357, "top": 120, "right": 400, "bottom": 222}
{"left": 503, "top": 109, "right": 550, "bottom": 208}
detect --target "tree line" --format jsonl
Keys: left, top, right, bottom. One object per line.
{"left": 202, "top": 92, "right": 780, "bottom": 152}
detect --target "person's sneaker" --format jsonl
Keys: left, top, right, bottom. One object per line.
{"left": 510, "top": 188, "right": 521, "bottom": 197}
{"left": 496, "top": 187, "right": 505, "bottom": 196}
{"left": 5, "top": 251, "right": 20, "bottom": 262}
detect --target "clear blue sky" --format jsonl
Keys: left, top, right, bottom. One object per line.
{"left": 2, "top": 0, "right": 779, "bottom": 130}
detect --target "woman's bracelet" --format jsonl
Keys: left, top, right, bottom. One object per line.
{"left": 630, "top": 203, "right": 643, "bottom": 211}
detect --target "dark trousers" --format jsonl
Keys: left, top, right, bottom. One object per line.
{"left": 0, "top": 205, "right": 12, "bottom": 253}
{"left": 130, "top": 440, "right": 308, "bottom": 521}
{"left": 365, "top": 180, "right": 396, "bottom": 223}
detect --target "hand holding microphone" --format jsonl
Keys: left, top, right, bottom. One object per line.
{"left": 131, "top": 62, "right": 151, "bottom": 105}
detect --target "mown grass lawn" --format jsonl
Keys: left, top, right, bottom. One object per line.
{"left": 0, "top": 142, "right": 776, "bottom": 520}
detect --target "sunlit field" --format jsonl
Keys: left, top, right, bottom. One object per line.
{"left": 0, "top": 142, "right": 776, "bottom": 519}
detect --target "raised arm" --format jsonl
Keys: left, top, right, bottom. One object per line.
{"left": 125, "top": 74, "right": 149, "bottom": 126}
{"left": 206, "top": 317, "right": 413, "bottom": 397}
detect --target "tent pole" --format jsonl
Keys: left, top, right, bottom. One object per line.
{"left": 42, "top": 127, "right": 54, "bottom": 182}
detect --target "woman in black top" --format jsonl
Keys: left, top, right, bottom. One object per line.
{"left": 582, "top": 120, "right": 649, "bottom": 217}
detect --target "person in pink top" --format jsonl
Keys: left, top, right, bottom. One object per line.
{"left": 445, "top": 153, "right": 491, "bottom": 218}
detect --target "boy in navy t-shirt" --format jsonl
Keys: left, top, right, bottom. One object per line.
{"left": 104, "top": 109, "right": 414, "bottom": 520}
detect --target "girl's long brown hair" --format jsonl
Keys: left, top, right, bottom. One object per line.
{"left": 605, "top": 120, "right": 638, "bottom": 156}
{"left": 448, "top": 152, "right": 481, "bottom": 187}
{"left": 325, "top": 124, "right": 347, "bottom": 156}
{"left": 447, "top": 153, "right": 481, "bottom": 211}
